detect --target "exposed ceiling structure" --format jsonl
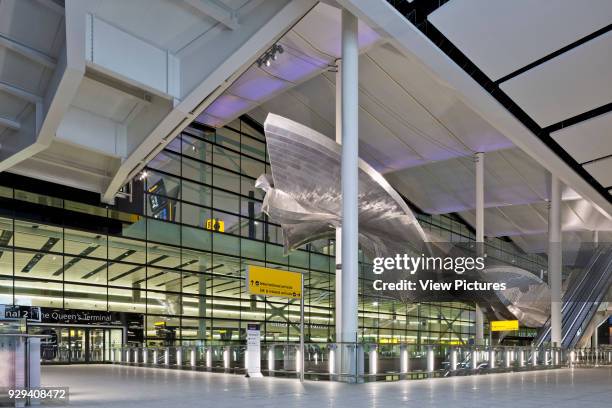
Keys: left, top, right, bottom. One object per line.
{"left": 0, "top": 0, "right": 316, "bottom": 201}
{"left": 240, "top": 0, "right": 612, "bottom": 254}
{"left": 428, "top": 0, "right": 612, "bottom": 201}
{"left": 1, "top": 0, "right": 610, "bottom": 257}
{"left": 196, "top": 2, "right": 381, "bottom": 128}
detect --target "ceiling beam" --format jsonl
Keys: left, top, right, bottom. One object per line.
{"left": 183, "top": 0, "right": 239, "bottom": 30}
{"left": 34, "top": 0, "right": 65, "bottom": 15}
{"left": 0, "top": 116, "right": 21, "bottom": 131}
{"left": 0, "top": 80, "right": 43, "bottom": 104}
{"left": 0, "top": 33, "right": 57, "bottom": 69}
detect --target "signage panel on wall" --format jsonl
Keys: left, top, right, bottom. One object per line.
{"left": 0, "top": 305, "right": 41, "bottom": 322}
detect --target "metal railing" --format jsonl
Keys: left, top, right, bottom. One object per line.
{"left": 111, "top": 343, "right": 612, "bottom": 382}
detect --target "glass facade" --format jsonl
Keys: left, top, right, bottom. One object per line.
{"left": 0, "top": 117, "right": 545, "bottom": 351}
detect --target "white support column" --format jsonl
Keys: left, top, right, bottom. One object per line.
{"left": 340, "top": 8, "right": 359, "bottom": 381}
{"left": 335, "top": 57, "right": 343, "bottom": 377}
{"left": 549, "top": 175, "right": 563, "bottom": 346}
{"left": 475, "top": 152, "right": 485, "bottom": 345}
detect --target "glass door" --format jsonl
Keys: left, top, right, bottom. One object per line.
{"left": 88, "top": 328, "right": 105, "bottom": 362}
{"left": 69, "top": 328, "right": 86, "bottom": 363}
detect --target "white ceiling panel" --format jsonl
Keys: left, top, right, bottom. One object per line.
{"left": 500, "top": 31, "right": 612, "bottom": 127}
{"left": 550, "top": 110, "right": 612, "bottom": 164}
{"left": 428, "top": 0, "right": 612, "bottom": 81}
{"left": 584, "top": 157, "right": 612, "bottom": 188}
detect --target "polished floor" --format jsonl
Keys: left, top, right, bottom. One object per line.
{"left": 41, "top": 365, "right": 612, "bottom": 408}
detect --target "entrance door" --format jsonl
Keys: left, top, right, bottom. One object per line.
{"left": 88, "top": 328, "right": 105, "bottom": 362}
{"left": 70, "top": 328, "right": 86, "bottom": 363}
{"left": 30, "top": 325, "right": 124, "bottom": 363}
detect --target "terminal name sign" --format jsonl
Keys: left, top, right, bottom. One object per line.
{"left": 246, "top": 265, "right": 302, "bottom": 299}
{"left": 491, "top": 320, "right": 519, "bottom": 331}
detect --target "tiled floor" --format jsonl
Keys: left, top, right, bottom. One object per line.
{"left": 41, "top": 365, "right": 612, "bottom": 408}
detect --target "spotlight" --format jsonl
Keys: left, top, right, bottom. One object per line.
{"left": 257, "top": 43, "right": 284, "bottom": 68}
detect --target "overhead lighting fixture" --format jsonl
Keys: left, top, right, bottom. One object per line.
{"left": 139, "top": 170, "right": 149, "bottom": 181}
{"left": 257, "top": 43, "right": 284, "bottom": 68}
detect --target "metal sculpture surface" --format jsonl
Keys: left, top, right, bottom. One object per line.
{"left": 257, "top": 114, "right": 550, "bottom": 326}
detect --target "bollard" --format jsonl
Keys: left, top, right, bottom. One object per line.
{"left": 191, "top": 348, "right": 197, "bottom": 367}
{"left": 165, "top": 347, "right": 170, "bottom": 366}
{"left": 153, "top": 349, "right": 158, "bottom": 366}
{"left": 269, "top": 346, "right": 276, "bottom": 376}
{"left": 143, "top": 348, "right": 148, "bottom": 365}
{"left": 296, "top": 347, "right": 302, "bottom": 374}
{"left": 450, "top": 349, "right": 457, "bottom": 372}
{"left": 472, "top": 348, "right": 478, "bottom": 370}
{"left": 505, "top": 349, "right": 511, "bottom": 368}
{"left": 177, "top": 347, "right": 183, "bottom": 367}
{"left": 206, "top": 348, "right": 212, "bottom": 369}
{"left": 519, "top": 349, "right": 524, "bottom": 367}
{"left": 369, "top": 345, "right": 377, "bottom": 375}
{"left": 328, "top": 346, "right": 334, "bottom": 375}
{"left": 401, "top": 345, "right": 409, "bottom": 374}
{"left": 224, "top": 347, "right": 230, "bottom": 370}
{"left": 532, "top": 348, "right": 538, "bottom": 366}
{"left": 427, "top": 346, "right": 435, "bottom": 373}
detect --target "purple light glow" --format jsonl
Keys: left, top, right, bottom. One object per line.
{"left": 195, "top": 112, "right": 225, "bottom": 128}
{"left": 228, "top": 69, "right": 287, "bottom": 100}
{"left": 205, "top": 95, "right": 252, "bottom": 119}
{"left": 263, "top": 51, "right": 326, "bottom": 83}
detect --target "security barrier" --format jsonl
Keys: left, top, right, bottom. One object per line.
{"left": 111, "top": 343, "right": 612, "bottom": 382}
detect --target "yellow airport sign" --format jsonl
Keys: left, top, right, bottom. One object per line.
{"left": 205, "top": 218, "right": 225, "bottom": 232}
{"left": 246, "top": 265, "right": 302, "bottom": 299}
{"left": 491, "top": 320, "right": 519, "bottom": 331}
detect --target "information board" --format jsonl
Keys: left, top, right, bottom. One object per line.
{"left": 491, "top": 320, "right": 519, "bottom": 331}
{"left": 246, "top": 323, "right": 262, "bottom": 377}
{"left": 246, "top": 265, "right": 302, "bottom": 299}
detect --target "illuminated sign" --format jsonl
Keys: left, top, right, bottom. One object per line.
{"left": 491, "top": 320, "right": 519, "bottom": 331}
{"left": 246, "top": 265, "right": 302, "bottom": 299}
{"left": 205, "top": 218, "right": 225, "bottom": 232}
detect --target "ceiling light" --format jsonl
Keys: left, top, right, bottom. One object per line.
{"left": 257, "top": 43, "right": 284, "bottom": 68}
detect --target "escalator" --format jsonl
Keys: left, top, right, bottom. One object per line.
{"left": 534, "top": 247, "right": 612, "bottom": 348}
